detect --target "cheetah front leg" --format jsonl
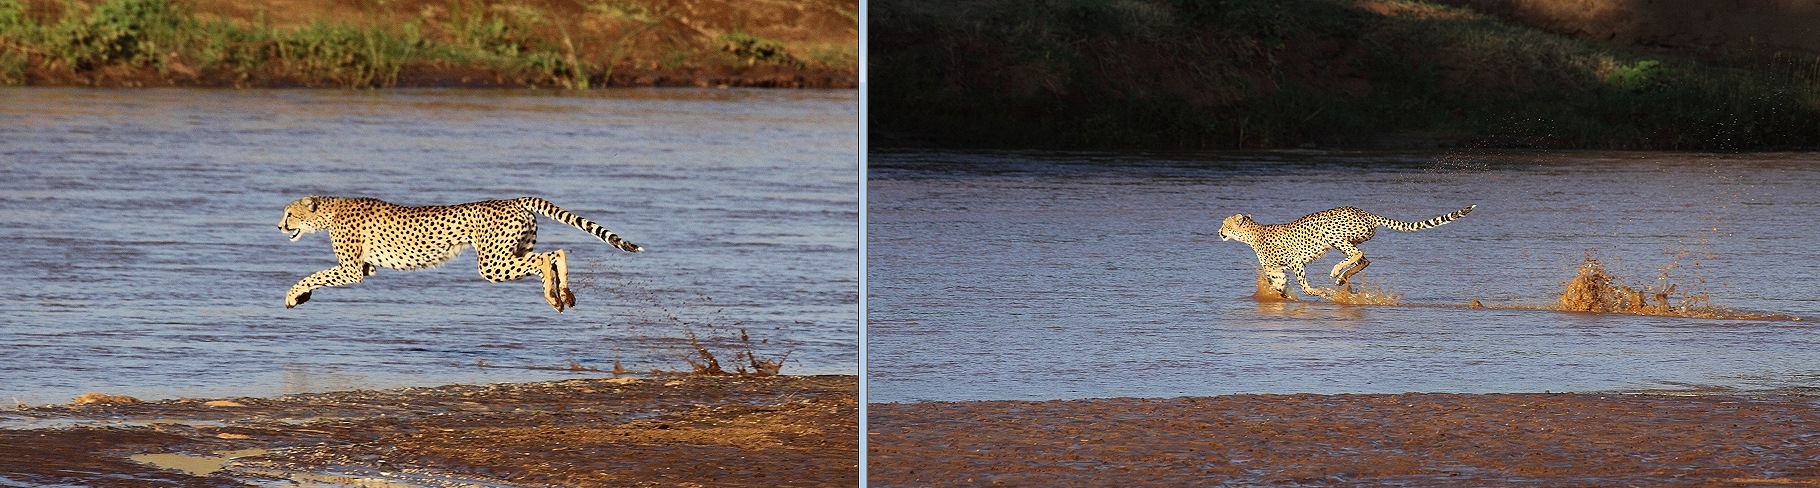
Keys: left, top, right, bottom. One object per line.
{"left": 286, "top": 263, "right": 366, "bottom": 308}
{"left": 1265, "top": 268, "right": 1291, "bottom": 299}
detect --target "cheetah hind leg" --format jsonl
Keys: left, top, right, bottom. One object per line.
{"left": 1292, "top": 264, "right": 1335, "bottom": 299}
{"left": 534, "top": 251, "right": 569, "bottom": 312}
{"left": 515, "top": 251, "right": 566, "bottom": 312}
{"left": 552, "top": 249, "right": 575, "bottom": 309}
{"left": 1338, "top": 255, "right": 1369, "bottom": 288}
{"left": 1330, "top": 243, "right": 1370, "bottom": 287}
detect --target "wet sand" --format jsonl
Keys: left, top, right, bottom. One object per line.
{"left": 870, "top": 392, "right": 1820, "bottom": 486}
{"left": 0, "top": 375, "right": 857, "bottom": 487}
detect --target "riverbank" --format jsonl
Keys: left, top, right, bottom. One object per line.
{"left": 0, "top": 374, "right": 858, "bottom": 487}
{"left": 870, "top": 0, "right": 1820, "bottom": 150}
{"left": 869, "top": 392, "right": 1820, "bottom": 485}
{"left": 0, "top": 0, "right": 857, "bottom": 88}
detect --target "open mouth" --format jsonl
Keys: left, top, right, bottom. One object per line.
{"left": 282, "top": 227, "right": 302, "bottom": 241}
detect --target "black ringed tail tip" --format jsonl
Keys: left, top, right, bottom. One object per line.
{"left": 519, "top": 197, "right": 642, "bottom": 252}
{"left": 1384, "top": 204, "right": 1475, "bottom": 232}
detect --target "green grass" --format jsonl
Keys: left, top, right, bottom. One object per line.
{"left": 0, "top": 0, "right": 853, "bottom": 88}
{"left": 870, "top": 0, "right": 1820, "bottom": 150}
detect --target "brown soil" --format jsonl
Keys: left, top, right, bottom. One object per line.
{"left": 869, "top": 393, "right": 1820, "bottom": 486}
{"left": 0, "top": 374, "right": 858, "bottom": 487}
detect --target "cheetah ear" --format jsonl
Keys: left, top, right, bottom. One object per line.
{"left": 303, "top": 196, "right": 319, "bottom": 212}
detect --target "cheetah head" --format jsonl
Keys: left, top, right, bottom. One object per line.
{"left": 1218, "top": 214, "right": 1253, "bottom": 242}
{"left": 278, "top": 196, "right": 326, "bottom": 242}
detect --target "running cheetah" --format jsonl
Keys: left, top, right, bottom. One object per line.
{"left": 1219, "top": 205, "right": 1474, "bottom": 299}
{"left": 278, "top": 196, "right": 642, "bottom": 312}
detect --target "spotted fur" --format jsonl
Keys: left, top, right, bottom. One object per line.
{"left": 278, "top": 196, "right": 642, "bottom": 312}
{"left": 1218, "top": 205, "right": 1474, "bottom": 299}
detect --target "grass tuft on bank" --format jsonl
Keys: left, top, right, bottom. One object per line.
{"left": 869, "top": 0, "right": 1820, "bottom": 150}
{"left": 0, "top": 0, "right": 857, "bottom": 88}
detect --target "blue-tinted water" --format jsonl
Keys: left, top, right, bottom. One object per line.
{"left": 0, "top": 87, "right": 857, "bottom": 405}
{"left": 868, "top": 150, "right": 1820, "bottom": 402}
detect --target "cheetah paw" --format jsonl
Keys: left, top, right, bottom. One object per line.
{"left": 285, "top": 290, "right": 312, "bottom": 308}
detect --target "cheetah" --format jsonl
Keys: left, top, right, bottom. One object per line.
{"left": 277, "top": 196, "right": 643, "bottom": 312}
{"left": 1218, "top": 205, "right": 1475, "bottom": 300}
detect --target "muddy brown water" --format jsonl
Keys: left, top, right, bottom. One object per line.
{"left": 0, "top": 87, "right": 858, "bottom": 407}
{"left": 868, "top": 150, "right": 1820, "bottom": 402}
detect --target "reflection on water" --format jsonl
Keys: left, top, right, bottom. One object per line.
{"left": 0, "top": 87, "right": 858, "bottom": 405}
{"left": 130, "top": 448, "right": 268, "bottom": 477}
{"left": 868, "top": 150, "right": 1820, "bottom": 402}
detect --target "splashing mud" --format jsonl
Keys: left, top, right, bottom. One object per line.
{"left": 1331, "top": 275, "right": 1403, "bottom": 306}
{"left": 1554, "top": 251, "right": 1792, "bottom": 321}
{"left": 1251, "top": 269, "right": 1402, "bottom": 305}
{"left": 1251, "top": 271, "right": 1296, "bottom": 302}
{"left": 1246, "top": 252, "right": 1795, "bottom": 321}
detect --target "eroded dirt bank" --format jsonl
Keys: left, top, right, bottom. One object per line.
{"left": 1, "top": 374, "right": 857, "bottom": 487}
{"left": 870, "top": 392, "right": 1820, "bottom": 486}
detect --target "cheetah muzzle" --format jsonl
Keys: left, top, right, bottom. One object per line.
{"left": 278, "top": 196, "right": 643, "bottom": 312}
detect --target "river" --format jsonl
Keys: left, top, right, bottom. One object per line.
{"left": 869, "top": 150, "right": 1820, "bottom": 402}
{"left": 0, "top": 87, "right": 858, "bottom": 406}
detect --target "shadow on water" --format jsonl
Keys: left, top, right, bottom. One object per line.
{"left": 1256, "top": 249, "right": 1802, "bottom": 322}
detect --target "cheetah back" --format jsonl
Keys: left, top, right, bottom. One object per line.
{"left": 331, "top": 199, "right": 538, "bottom": 271}
{"left": 1255, "top": 207, "right": 1377, "bottom": 266}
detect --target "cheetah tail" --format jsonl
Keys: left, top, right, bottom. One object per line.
{"left": 1379, "top": 205, "right": 1476, "bottom": 232}
{"left": 518, "top": 197, "right": 645, "bottom": 253}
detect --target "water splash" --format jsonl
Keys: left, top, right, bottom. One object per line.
{"left": 1251, "top": 270, "right": 1296, "bottom": 302}
{"left": 1246, "top": 251, "right": 1796, "bottom": 321}
{"left": 1250, "top": 269, "right": 1402, "bottom": 305}
{"left": 1554, "top": 250, "right": 1792, "bottom": 321}
{"left": 1330, "top": 275, "right": 1403, "bottom": 306}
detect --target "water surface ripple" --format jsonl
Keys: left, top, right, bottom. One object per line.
{"left": 0, "top": 88, "right": 858, "bottom": 405}
{"left": 868, "top": 150, "right": 1820, "bottom": 402}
